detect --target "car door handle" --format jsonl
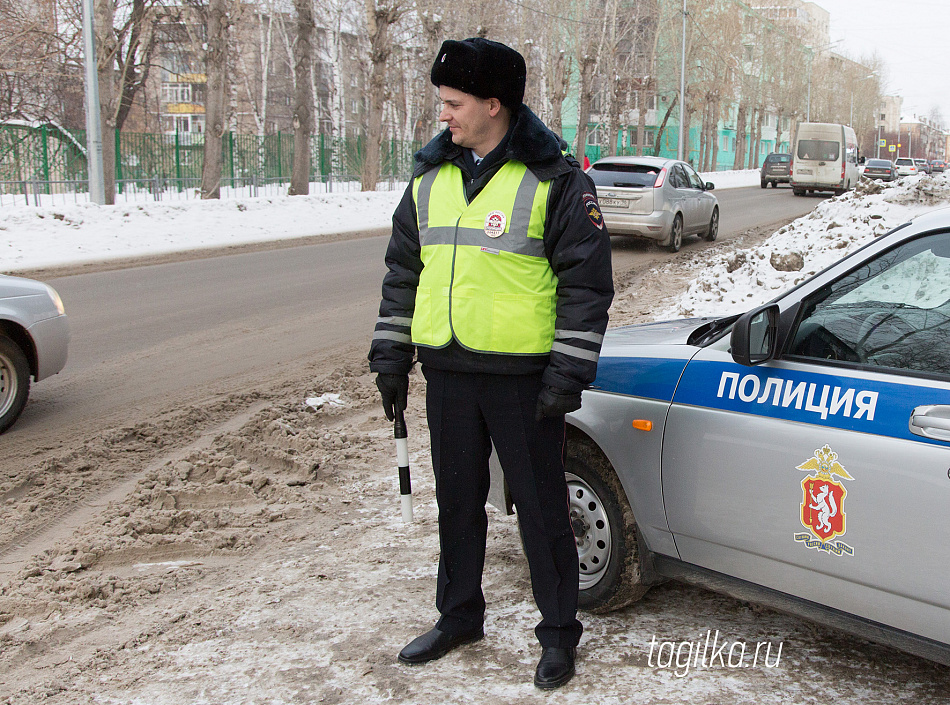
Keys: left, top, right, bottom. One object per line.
{"left": 909, "top": 405, "right": 950, "bottom": 441}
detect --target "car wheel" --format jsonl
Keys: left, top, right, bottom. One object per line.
{"left": 567, "top": 439, "right": 648, "bottom": 612}
{"left": 704, "top": 207, "right": 719, "bottom": 241}
{"left": 834, "top": 188, "right": 845, "bottom": 196}
{"left": 760, "top": 180, "right": 767, "bottom": 189}
{"left": 793, "top": 188, "right": 804, "bottom": 196}
{"left": 0, "top": 334, "right": 30, "bottom": 434}
{"left": 667, "top": 215, "right": 683, "bottom": 252}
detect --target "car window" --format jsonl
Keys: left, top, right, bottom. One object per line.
{"left": 667, "top": 165, "right": 685, "bottom": 189}
{"left": 797, "top": 139, "right": 839, "bottom": 161}
{"left": 767, "top": 154, "right": 790, "bottom": 164}
{"left": 896, "top": 158, "right": 913, "bottom": 166}
{"left": 684, "top": 165, "right": 705, "bottom": 189}
{"left": 588, "top": 163, "right": 659, "bottom": 188}
{"left": 788, "top": 231, "right": 950, "bottom": 377}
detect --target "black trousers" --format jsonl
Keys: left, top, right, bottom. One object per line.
{"left": 423, "top": 366, "right": 583, "bottom": 648}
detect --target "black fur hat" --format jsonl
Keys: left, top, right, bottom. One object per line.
{"left": 430, "top": 38, "right": 526, "bottom": 110}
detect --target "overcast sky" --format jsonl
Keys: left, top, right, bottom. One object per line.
{"left": 819, "top": 0, "right": 950, "bottom": 123}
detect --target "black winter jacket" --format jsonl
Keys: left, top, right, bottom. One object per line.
{"left": 368, "top": 104, "right": 613, "bottom": 394}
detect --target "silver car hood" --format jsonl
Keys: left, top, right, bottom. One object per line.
{"left": 602, "top": 317, "right": 718, "bottom": 349}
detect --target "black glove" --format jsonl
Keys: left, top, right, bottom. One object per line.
{"left": 376, "top": 373, "right": 409, "bottom": 421}
{"left": 535, "top": 385, "right": 582, "bottom": 421}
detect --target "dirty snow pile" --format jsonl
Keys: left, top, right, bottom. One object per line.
{"left": 657, "top": 174, "right": 950, "bottom": 319}
{"left": 0, "top": 169, "right": 759, "bottom": 272}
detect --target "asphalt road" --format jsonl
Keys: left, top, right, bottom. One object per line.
{"left": 4, "top": 185, "right": 821, "bottom": 460}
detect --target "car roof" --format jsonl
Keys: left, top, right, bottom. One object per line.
{"left": 591, "top": 156, "right": 676, "bottom": 168}
{"left": 867, "top": 159, "right": 890, "bottom": 164}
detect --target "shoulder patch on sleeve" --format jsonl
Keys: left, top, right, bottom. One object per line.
{"left": 582, "top": 192, "right": 604, "bottom": 230}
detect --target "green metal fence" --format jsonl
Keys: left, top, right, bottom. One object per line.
{"left": 0, "top": 124, "right": 420, "bottom": 204}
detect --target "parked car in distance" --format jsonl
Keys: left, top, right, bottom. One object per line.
{"left": 895, "top": 157, "right": 918, "bottom": 176}
{"left": 931, "top": 160, "right": 946, "bottom": 173}
{"left": 861, "top": 158, "right": 898, "bottom": 181}
{"left": 0, "top": 275, "right": 69, "bottom": 433}
{"left": 915, "top": 158, "right": 932, "bottom": 175}
{"left": 586, "top": 156, "right": 718, "bottom": 252}
{"left": 552, "top": 209, "right": 950, "bottom": 667}
{"left": 760, "top": 152, "right": 792, "bottom": 188}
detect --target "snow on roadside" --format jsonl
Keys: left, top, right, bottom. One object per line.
{"left": 656, "top": 174, "right": 950, "bottom": 320}
{"left": 0, "top": 190, "right": 404, "bottom": 272}
{"left": 0, "top": 170, "right": 760, "bottom": 273}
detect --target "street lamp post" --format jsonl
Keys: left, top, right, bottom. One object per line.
{"left": 850, "top": 73, "right": 876, "bottom": 126}
{"left": 81, "top": 0, "right": 105, "bottom": 204}
{"left": 877, "top": 117, "right": 883, "bottom": 159}
{"left": 677, "top": 0, "right": 686, "bottom": 161}
{"left": 805, "top": 40, "right": 841, "bottom": 123}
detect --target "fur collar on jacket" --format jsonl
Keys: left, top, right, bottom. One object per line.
{"left": 413, "top": 104, "right": 573, "bottom": 181}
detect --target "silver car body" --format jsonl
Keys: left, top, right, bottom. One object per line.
{"left": 0, "top": 275, "right": 69, "bottom": 381}
{"left": 564, "top": 209, "right": 950, "bottom": 664}
{"left": 587, "top": 156, "right": 718, "bottom": 247}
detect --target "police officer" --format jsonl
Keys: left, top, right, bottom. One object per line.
{"left": 369, "top": 37, "right": 613, "bottom": 689}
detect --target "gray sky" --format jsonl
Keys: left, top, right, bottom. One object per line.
{"left": 819, "top": 0, "right": 950, "bottom": 123}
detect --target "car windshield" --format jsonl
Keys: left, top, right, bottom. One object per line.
{"left": 896, "top": 158, "right": 913, "bottom": 165}
{"left": 768, "top": 155, "right": 790, "bottom": 163}
{"left": 867, "top": 160, "right": 890, "bottom": 167}
{"left": 588, "top": 163, "right": 660, "bottom": 188}
{"left": 797, "top": 139, "right": 839, "bottom": 161}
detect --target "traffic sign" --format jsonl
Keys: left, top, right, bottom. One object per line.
{"left": 888, "top": 145, "right": 896, "bottom": 153}
{"left": 879, "top": 139, "right": 886, "bottom": 147}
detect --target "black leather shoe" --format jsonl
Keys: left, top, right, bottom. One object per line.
{"left": 397, "top": 626, "right": 484, "bottom": 665}
{"left": 534, "top": 646, "right": 576, "bottom": 689}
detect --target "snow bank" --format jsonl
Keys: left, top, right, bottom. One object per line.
{"left": 656, "top": 174, "right": 950, "bottom": 319}
{"left": 0, "top": 190, "right": 404, "bottom": 271}
{"left": 0, "top": 170, "right": 761, "bottom": 273}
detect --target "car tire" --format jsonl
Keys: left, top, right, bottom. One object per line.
{"left": 666, "top": 215, "right": 683, "bottom": 253}
{"left": 793, "top": 188, "right": 804, "bottom": 196}
{"left": 760, "top": 180, "right": 767, "bottom": 189}
{"left": 0, "top": 334, "right": 30, "bottom": 434}
{"left": 704, "top": 207, "right": 719, "bottom": 241}
{"left": 567, "top": 439, "right": 648, "bottom": 613}
{"left": 834, "top": 188, "right": 845, "bottom": 196}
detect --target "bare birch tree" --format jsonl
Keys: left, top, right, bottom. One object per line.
{"left": 361, "top": 0, "right": 403, "bottom": 191}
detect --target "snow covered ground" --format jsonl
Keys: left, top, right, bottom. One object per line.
{"left": 1, "top": 169, "right": 758, "bottom": 273}
{"left": 4, "top": 170, "right": 950, "bottom": 702}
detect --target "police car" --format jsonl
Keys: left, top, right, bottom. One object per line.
{"left": 564, "top": 209, "right": 950, "bottom": 666}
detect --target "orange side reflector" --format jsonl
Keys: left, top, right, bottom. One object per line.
{"left": 632, "top": 419, "right": 653, "bottom": 432}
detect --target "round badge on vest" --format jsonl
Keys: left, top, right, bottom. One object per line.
{"left": 484, "top": 210, "right": 507, "bottom": 238}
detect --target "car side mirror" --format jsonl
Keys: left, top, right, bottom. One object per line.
{"left": 730, "top": 304, "right": 779, "bottom": 366}
{"left": 704, "top": 182, "right": 715, "bottom": 190}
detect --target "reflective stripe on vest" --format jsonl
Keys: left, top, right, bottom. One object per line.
{"left": 411, "top": 161, "right": 557, "bottom": 355}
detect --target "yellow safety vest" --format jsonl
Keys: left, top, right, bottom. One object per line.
{"left": 411, "top": 160, "right": 557, "bottom": 354}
